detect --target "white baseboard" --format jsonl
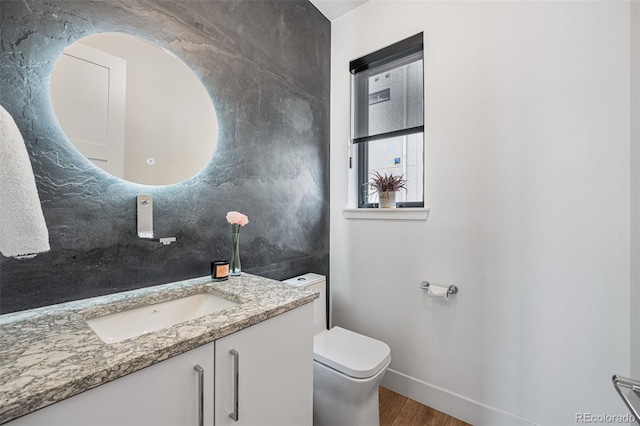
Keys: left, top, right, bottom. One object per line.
{"left": 381, "top": 369, "right": 539, "bottom": 426}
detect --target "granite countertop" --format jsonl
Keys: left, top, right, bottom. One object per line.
{"left": 0, "top": 273, "right": 318, "bottom": 424}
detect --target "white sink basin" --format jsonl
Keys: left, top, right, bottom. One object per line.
{"left": 86, "top": 293, "right": 240, "bottom": 344}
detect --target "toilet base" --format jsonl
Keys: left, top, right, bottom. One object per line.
{"left": 312, "top": 358, "right": 390, "bottom": 426}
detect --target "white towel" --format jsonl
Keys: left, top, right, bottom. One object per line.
{"left": 0, "top": 104, "right": 50, "bottom": 258}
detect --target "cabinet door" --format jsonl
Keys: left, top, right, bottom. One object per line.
{"left": 8, "top": 342, "right": 214, "bottom": 426}
{"left": 215, "top": 304, "right": 313, "bottom": 426}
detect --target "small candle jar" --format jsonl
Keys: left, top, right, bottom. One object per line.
{"left": 211, "top": 260, "right": 229, "bottom": 281}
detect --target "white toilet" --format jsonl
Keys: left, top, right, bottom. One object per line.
{"left": 283, "top": 273, "right": 391, "bottom": 426}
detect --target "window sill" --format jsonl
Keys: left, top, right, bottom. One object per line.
{"left": 343, "top": 208, "right": 430, "bottom": 221}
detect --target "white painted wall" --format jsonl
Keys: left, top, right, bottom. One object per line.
{"left": 330, "top": 2, "right": 632, "bottom": 425}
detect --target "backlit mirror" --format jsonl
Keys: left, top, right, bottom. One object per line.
{"left": 50, "top": 33, "right": 218, "bottom": 186}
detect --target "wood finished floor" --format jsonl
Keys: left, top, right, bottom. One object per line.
{"left": 379, "top": 387, "right": 471, "bottom": 426}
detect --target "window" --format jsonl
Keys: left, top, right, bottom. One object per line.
{"left": 350, "top": 33, "right": 424, "bottom": 208}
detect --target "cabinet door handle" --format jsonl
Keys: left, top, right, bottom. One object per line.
{"left": 194, "top": 364, "right": 204, "bottom": 426}
{"left": 229, "top": 349, "right": 239, "bottom": 422}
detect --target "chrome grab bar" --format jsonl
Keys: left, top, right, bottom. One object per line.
{"left": 612, "top": 375, "right": 640, "bottom": 424}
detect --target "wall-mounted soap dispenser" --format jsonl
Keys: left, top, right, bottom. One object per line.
{"left": 137, "top": 194, "right": 176, "bottom": 245}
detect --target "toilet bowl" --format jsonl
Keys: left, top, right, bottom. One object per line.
{"left": 283, "top": 273, "right": 391, "bottom": 426}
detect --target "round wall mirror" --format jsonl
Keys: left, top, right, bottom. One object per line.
{"left": 50, "top": 33, "right": 219, "bottom": 186}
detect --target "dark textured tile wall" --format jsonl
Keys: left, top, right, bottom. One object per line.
{"left": 0, "top": 0, "right": 330, "bottom": 314}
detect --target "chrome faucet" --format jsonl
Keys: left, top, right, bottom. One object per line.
{"left": 137, "top": 194, "right": 176, "bottom": 245}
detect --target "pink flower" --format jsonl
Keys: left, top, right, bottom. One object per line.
{"left": 226, "top": 211, "right": 249, "bottom": 226}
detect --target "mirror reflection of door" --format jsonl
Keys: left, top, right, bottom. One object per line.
{"left": 50, "top": 33, "right": 219, "bottom": 186}
{"left": 50, "top": 43, "right": 126, "bottom": 176}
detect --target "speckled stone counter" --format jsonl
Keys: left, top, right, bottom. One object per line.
{"left": 0, "top": 274, "right": 317, "bottom": 424}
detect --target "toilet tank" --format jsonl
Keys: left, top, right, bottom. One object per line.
{"left": 283, "top": 273, "right": 326, "bottom": 335}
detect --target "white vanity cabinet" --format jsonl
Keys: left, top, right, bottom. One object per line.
{"left": 214, "top": 302, "right": 313, "bottom": 426}
{"left": 7, "top": 303, "right": 313, "bottom": 426}
{"left": 8, "top": 342, "right": 215, "bottom": 426}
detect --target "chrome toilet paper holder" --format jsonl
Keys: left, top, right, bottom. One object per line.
{"left": 420, "top": 281, "right": 459, "bottom": 296}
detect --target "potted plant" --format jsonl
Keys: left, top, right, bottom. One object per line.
{"left": 364, "top": 171, "right": 407, "bottom": 208}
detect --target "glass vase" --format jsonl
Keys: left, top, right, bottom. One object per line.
{"left": 230, "top": 225, "right": 241, "bottom": 276}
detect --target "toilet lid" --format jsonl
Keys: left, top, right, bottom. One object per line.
{"left": 313, "top": 326, "right": 391, "bottom": 379}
